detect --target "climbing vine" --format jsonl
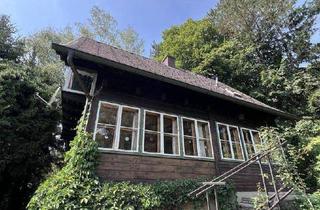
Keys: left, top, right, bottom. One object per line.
{"left": 28, "top": 118, "right": 238, "bottom": 209}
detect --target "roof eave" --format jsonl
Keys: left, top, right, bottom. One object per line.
{"left": 52, "top": 42, "right": 299, "bottom": 121}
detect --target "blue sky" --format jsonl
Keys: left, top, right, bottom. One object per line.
{"left": 0, "top": 0, "right": 318, "bottom": 57}
{"left": 0, "top": 0, "right": 217, "bottom": 56}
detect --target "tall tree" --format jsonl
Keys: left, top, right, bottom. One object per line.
{"left": 77, "top": 6, "right": 145, "bottom": 55}
{"left": 0, "top": 15, "right": 24, "bottom": 62}
{"left": 0, "top": 17, "right": 62, "bottom": 209}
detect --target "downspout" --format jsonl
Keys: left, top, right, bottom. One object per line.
{"left": 67, "top": 50, "right": 91, "bottom": 99}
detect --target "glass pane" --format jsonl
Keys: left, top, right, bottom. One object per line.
{"left": 183, "top": 119, "right": 195, "bottom": 137}
{"left": 164, "top": 135, "right": 179, "bottom": 155}
{"left": 229, "top": 127, "right": 240, "bottom": 143}
{"left": 242, "top": 129, "right": 251, "bottom": 144}
{"left": 119, "top": 128, "right": 137, "bottom": 151}
{"left": 218, "top": 125, "right": 228, "bottom": 140}
{"left": 232, "top": 143, "right": 244, "bottom": 159}
{"left": 198, "top": 122, "right": 210, "bottom": 139}
{"left": 144, "top": 132, "right": 160, "bottom": 153}
{"left": 247, "top": 144, "right": 256, "bottom": 157}
{"left": 199, "top": 139, "right": 212, "bottom": 157}
{"left": 70, "top": 73, "right": 93, "bottom": 92}
{"left": 121, "top": 107, "right": 138, "bottom": 128}
{"left": 184, "top": 137, "right": 197, "bottom": 156}
{"left": 95, "top": 125, "right": 115, "bottom": 148}
{"left": 145, "top": 112, "right": 160, "bottom": 131}
{"left": 221, "top": 140, "right": 232, "bottom": 158}
{"left": 163, "top": 116, "right": 178, "bottom": 134}
{"left": 252, "top": 131, "right": 261, "bottom": 145}
{"left": 98, "top": 103, "right": 118, "bottom": 125}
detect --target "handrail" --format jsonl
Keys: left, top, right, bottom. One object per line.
{"left": 189, "top": 140, "right": 287, "bottom": 198}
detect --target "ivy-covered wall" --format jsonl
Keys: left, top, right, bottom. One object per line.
{"left": 28, "top": 120, "right": 238, "bottom": 209}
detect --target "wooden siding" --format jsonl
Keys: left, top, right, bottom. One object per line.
{"left": 96, "top": 153, "right": 215, "bottom": 182}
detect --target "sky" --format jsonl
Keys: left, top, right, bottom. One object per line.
{"left": 0, "top": 0, "right": 217, "bottom": 56}
{"left": 0, "top": 0, "right": 318, "bottom": 57}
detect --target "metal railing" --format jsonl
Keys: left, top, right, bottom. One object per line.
{"left": 188, "top": 140, "right": 293, "bottom": 210}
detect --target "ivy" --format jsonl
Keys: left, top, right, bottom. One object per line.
{"left": 28, "top": 119, "right": 238, "bottom": 210}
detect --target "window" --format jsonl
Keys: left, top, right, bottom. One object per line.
{"left": 65, "top": 68, "right": 97, "bottom": 95}
{"left": 241, "top": 128, "right": 263, "bottom": 159}
{"left": 94, "top": 102, "right": 139, "bottom": 151}
{"left": 182, "top": 118, "right": 213, "bottom": 158}
{"left": 143, "top": 111, "right": 179, "bottom": 155}
{"left": 217, "top": 123, "right": 244, "bottom": 160}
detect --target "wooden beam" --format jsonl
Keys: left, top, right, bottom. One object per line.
{"left": 67, "top": 50, "right": 91, "bottom": 98}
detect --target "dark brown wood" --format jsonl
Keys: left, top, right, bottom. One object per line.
{"left": 97, "top": 153, "right": 216, "bottom": 182}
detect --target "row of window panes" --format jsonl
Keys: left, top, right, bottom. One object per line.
{"left": 217, "top": 123, "right": 263, "bottom": 160}
{"left": 94, "top": 102, "right": 213, "bottom": 158}
{"left": 94, "top": 101, "right": 262, "bottom": 160}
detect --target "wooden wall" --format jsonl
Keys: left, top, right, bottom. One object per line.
{"left": 97, "top": 153, "right": 215, "bottom": 182}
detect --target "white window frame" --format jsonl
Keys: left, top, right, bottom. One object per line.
{"left": 142, "top": 109, "right": 180, "bottom": 156}
{"left": 181, "top": 117, "right": 214, "bottom": 159}
{"left": 216, "top": 122, "right": 245, "bottom": 161}
{"left": 64, "top": 68, "right": 97, "bottom": 96}
{"left": 240, "top": 127, "right": 263, "bottom": 159}
{"left": 94, "top": 101, "right": 140, "bottom": 152}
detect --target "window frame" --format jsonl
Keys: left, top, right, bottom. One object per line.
{"left": 181, "top": 117, "right": 214, "bottom": 159}
{"left": 142, "top": 109, "right": 180, "bottom": 156}
{"left": 216, "top": 122, "right": 245, "bottom": 161}
{"left": 64, "top": 68, "right": 97, "bottom": 96}
{"left": 94, "top": 101, "right": 140, "bottom": 152}
{"left": 240, "top": 127, "right": 263, "bottom": 159}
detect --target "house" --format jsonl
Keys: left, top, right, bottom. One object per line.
{"left": 52, "top": 37, "right": 296, "bottom": 206}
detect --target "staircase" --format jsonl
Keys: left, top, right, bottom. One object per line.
{"left": 188, "top": 139, "right": 294, "bottom": 210}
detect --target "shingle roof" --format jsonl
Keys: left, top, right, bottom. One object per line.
{"left": 52, "top": 37, "right": 296, "bottom": 119}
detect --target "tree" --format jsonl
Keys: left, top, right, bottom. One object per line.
{"left": 152, "top": 19, "right": 260, "bottom": 94}
{"left": 0, "top": 16, "right": 63, "bottom": 210}
{"left": 209, "top": 0, "right": 320, "bottom": 68}
{"left": 76, "top": 6, "right": 145, "bottom": 55}
{"left": 0, "top": 62, "right": 60, "bottom": 210}
{"left": 0, "top": 15, "right": 24, "bottom": 62}
{"left": 152, "top": 19, "right": 223, "bottom": 70}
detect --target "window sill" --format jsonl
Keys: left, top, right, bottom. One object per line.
{"left": 98, "top": 148, "right": 215, "bottom": 162}
{"left": 63, "top": 88, "right": 86, "bottom": 95}
{"left": 220, "top": 158, "right": 269, "bottom": 165}
{"left": 220, "top": 158, "right": 245, "bottom": 163}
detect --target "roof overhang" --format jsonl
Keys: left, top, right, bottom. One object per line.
{"left": 52, "top": 42, "right": 299, "bottom": 120}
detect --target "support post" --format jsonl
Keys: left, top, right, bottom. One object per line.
{"left": 257, "top": 155, "right": 270, "bottom": 208}
{"left": 267, "top": 155, "right": 281, "bottom": 209}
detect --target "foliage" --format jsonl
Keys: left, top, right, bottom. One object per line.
{"left": 76, "top": 6, "right": 144, "bottom": 55}
{"left": 255, "top": 125, "right": 320, "bottom": 209}
{"left": 0, "top": 61, "right": 60, "bottom": 210}
{"left": 0, "top": 15, "right": 24, "bottom": 62}
{"left": 155, "top": 1, "right": 320, "bottom": 116}
{"left": 27, "top": 120, "right": 101, "bottom": 209}
{"left": 308, "top": 89, "right": 320, "bottom": 117}
{"left": 152, "top": 19, "right": 224, "bottom": 70}
{"left": 29, "top": 118, "right": 238, "bottom": 210}
{"left": 259, "top": 60, "right": 320, "bottom": 115}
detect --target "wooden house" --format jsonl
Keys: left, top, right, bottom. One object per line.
{"left": 52, "top": 37, "right": 296, "bottom": 207}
